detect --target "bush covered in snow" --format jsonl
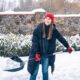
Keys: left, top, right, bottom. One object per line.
{"left": 56, "top": 34, "right": 80, "bottom": 51}
{"left": 0, "top": 33, "right": 32, "bottom": 57}
{"left": 0, "top": 33, "right": 80, "bottom": 57}
{"left": 70, "top": 34, "right": 80, "bottom": 51}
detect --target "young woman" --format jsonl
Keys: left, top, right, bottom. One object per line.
{"left": 27, "top": 13, "right": 72, "bottom": 80}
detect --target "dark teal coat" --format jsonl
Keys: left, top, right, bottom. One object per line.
{"left": 27, "top": 23, "right": 69, "bottom": 75}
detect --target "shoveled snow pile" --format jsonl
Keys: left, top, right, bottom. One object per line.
{"left": 0, "top": 51, "right": 80, "bottom": 80}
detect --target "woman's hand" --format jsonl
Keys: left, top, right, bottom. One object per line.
{"left": 67, "top": 47, "right": 73, "bottom": 54}
{"left": 35, "top": 53, "right": 41, "bottom": 61}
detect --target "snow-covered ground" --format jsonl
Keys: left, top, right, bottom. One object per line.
{"left": 0, "top": 51, "right": 80, "bottom": 80}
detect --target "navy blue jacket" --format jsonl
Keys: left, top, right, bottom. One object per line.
{"left": 27, "top": 23, "right": 69, "bottom": 75}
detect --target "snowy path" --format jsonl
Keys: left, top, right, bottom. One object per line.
{"left": 0, "top": 51, "right": 80, "bottom": 80}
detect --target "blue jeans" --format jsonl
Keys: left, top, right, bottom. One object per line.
{"left": 30, "top": 57, "right": 49, "bottom": 80}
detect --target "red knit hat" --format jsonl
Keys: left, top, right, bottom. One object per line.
{"left": 44, "top": 13, "right": 54, "bottom": 23}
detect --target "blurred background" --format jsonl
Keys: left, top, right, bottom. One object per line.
{"left": 0, "top": 0, "right": 80, "bottom": 14}
{"left": 0, "top": 0, "right": 80, "bottom": 56}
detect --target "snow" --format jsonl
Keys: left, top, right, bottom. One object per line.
{"left": 54, "top": 14, "right": 80, "bottom": 17}
{"left": 0, "top": 51, "right": 80, "bottom": 80}
{"left": 32, "top": 8, "right": 46, "bottom": 13}
{"left": 65, "top": 0, "right": 80, "bottom": 3}
{"left": 70, "top": 34, "right": 80, "bottom": 47}
{"left": 0, "top": 8, "right": 46, "bottom": 15}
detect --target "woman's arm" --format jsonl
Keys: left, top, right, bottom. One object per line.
{"left": 29, "top": 26, "right": 40, "bottom": 58}
{"left": 55, "top": 29, "right": 69, "bottom": 49}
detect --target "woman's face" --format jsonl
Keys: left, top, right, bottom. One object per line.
{"left": 44, "top": 17, "right": 52, "bottom": 26}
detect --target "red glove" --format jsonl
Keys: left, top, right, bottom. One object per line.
{"left": 35, "top": 53, "right": 41, "bottom": 61}
{"left": 67, "top": 47, "right": 73, "bottom": 54}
